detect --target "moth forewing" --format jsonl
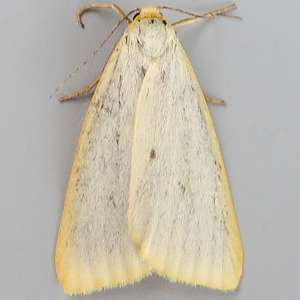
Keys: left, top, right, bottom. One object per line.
{"left": 127, "top": 7, "right": 243, "bottom": 291}
{"left": 55, "top": 29, "right": 152, "bottom": 295}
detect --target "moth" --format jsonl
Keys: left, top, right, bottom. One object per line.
{"left": 55, "top": 4, "right": 243, "bottom": 295}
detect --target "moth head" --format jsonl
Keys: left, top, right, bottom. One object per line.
{"left": 132, "top": 7, "right": 167, "bottom": 25}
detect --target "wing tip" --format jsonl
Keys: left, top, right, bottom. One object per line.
{"left": 57, "top": 268, "right": 152, "bottom": 295}
{"left": 138, "top": 246, "right": 243, "bottom": 292}
{"left": 154, "top": 268, "right": 243, "bottom": 292}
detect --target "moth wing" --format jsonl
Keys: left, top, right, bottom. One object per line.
{"left": 56, "top": 35, "right": 151, "bottom": 295}
{"left": 128, "top": 43, "right": 243, "bottom": 291}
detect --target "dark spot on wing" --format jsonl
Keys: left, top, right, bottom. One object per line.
{"left": 178, "top": 181, "right": 186, "bottom": 193}
{"left": 150, "top": 149, "right": 156, "bottom": 159}
{"left": 116, "top": 132, "right": 120, "bottom": 146}
{"left": 214, "top": 159, "right": 222, "bottom": 170}
{"left": 141, "top": 66, "right": 147, "bottom": 77}
{"left": 108, "top": 196, "right": 116, "bottom": 208}
{"left": 161, "top": 70, "right": 165, "bottom": 82}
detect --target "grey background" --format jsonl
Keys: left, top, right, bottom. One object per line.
{"left": 1, "top": 0, "right": 299, "bottom": 299}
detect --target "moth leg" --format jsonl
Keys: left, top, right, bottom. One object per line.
{"left": 59, "top": 76, "right": 100, "bottom": 101}
{"left": 172, "top": 4, "right": 241, "bottom": 27}
{"left": 78, "top": 4, "right": 131, "bottom": 28}
{"left": 205, "top": 95, "right": 226, "bottom": 105}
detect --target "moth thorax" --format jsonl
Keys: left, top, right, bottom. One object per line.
{"left": 136, "top": 18, "right": 168, "bottom": 58}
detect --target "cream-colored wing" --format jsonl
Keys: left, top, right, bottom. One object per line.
{"left": 55, "top": 33, "right": 152, "bottom": 295}
{"left": 128, "top": 41, "right": 243, "bottom": 291}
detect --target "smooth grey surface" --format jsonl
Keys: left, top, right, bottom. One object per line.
{"left": 1, "top": 0, "right": 299, "bottom": 299}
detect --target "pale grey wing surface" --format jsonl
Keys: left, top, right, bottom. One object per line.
{"left": 56, "top": 33, "right": 152, "bottom": 294}
{"left": 129, "top": 42, "right": 243, "bottom": 290}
